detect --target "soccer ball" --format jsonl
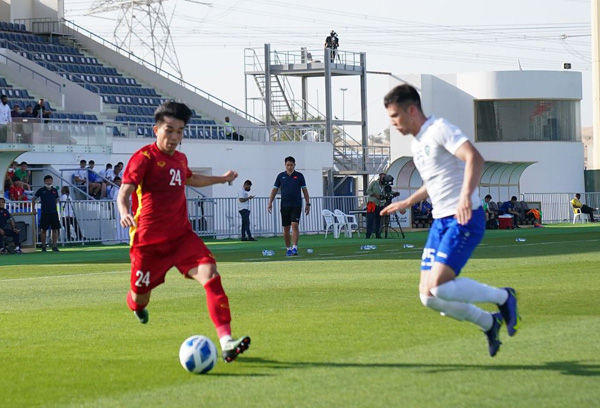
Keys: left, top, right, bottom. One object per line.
{"left": 179, "top": 335, "right": 218, "bottom": 374}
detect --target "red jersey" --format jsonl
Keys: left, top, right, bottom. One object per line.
{"left": 9, "top": 185, "right": 25, "bottom": 201}
{"left": 122, "top": 143, "right": 193, "bottom": 247}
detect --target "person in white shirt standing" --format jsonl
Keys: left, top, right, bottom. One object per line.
{"left": 0, "top": 95, "right": 12, "bottom": 143}
{"left": 237, "top": 180, "right": 256, "bottom": 241}
{"left": 381, "top": 84, "right": 520, "bottom": 358}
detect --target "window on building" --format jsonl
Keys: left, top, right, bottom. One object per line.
{"left": 475, "top": 100, "right": 580, "bottom": 142}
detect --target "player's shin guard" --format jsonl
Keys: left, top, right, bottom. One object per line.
{"left": 126, "top": 290, "right": 148, "bottom": 312}
{"left": 204, "top": 276, "right": 232, "bottom": 338}
{"left": 420, "top": 294, "right": 493, "bottom": 331}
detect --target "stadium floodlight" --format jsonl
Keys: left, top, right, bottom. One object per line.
{"left": 86, "top": 0, "right": 185, "bottom": 80}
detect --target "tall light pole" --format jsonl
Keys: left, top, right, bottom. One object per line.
{"left": 340, "top": 87, "right": 348, "bottom": 136}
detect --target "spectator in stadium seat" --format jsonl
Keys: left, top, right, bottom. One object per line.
{"left": 412, "top": 199, "right": 433, "bottom": 219}
{"left": 87, "top": 160, "right": 105, "bottom": 199}
{"left": 107, "top": 176, "right": 121, "bottom": 200}
{"left": 32, "top": 98, "right": 51, "bottom": 119}
{"left": 99, "top": 163, "right": 113, "bottom": 181}
{"left": 0, "top": 197, "right": 23, "bottom": 255}
{"left": 11, "top": 105, "right": 21, "bottom": 118}
{"left": 4, "top": 174, "right": 13, "bottom": 199}
{"left": 9, "top": 177, "right": 28, "bottom": 202}
{"left": 482, "top": 194, "right": 498, "bottom": 222}
{"left": 73, "top": 159, "right": 98, "bottom": 198}
{"left": 14, "top": 161, "right": 31, "bottom": 188}
{"left": 571, "top": 193, "right": 596, "bottom": 223}
{"left": 499, "top": 196, "right": 522, "bottom": 228}
{"left": 21, "top": 105, "right": 34, "bottom": 118}
{"left": 224, "top": 116, "right": 243, "bottom": 141}
{"left": 6, "top": 161, "right": 17, "bottom": 180}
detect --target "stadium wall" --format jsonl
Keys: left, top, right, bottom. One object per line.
{"left": 388, "top": 71, "right": 584, "bottom": 196}
{"left": 15, "top": 139, "right": 333, "bottom": 199}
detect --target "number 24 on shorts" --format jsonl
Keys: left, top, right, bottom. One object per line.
{"left": 135, "top": 270, "right": 151, "bottom": 287}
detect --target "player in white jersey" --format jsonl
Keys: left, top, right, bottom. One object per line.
{"left": 381, "top": 84, "right": 521, "bottom": 357}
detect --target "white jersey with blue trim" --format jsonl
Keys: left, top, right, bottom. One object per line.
{"left": 411, "top": 116, "right": 481, "bottom": 219}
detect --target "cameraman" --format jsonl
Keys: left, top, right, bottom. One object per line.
{"left": 324, "top": 30, "right": 339, "bottom": 62}
{"left": 365, "top": 173, "right": 387, "bottom": 239}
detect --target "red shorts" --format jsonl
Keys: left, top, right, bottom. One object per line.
{"left": 129, "top": 229, "right": 216, "bottom": 293}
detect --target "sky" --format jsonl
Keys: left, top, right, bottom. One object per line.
{"left": 62, "top": 0, "right": 593, "bottom": 137}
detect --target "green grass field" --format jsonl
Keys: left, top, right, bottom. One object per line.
{"left": 1, "top": 225, "right": 599, "bottom": 407}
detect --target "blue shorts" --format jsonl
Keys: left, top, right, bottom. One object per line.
{"left": 421, "top": 207, "right": 485, "bottom": 276}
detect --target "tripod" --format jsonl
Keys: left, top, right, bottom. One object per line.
{"left": 381, "top": 211, "right": 405, "bottom": 239}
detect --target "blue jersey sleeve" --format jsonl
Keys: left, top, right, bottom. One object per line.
{"left": 299, "top": 173, "right": 306, "bottom": 188}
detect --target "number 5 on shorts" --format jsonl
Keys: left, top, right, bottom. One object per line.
{"left": 135, "top": 270, "right": 151, "bottom": 287}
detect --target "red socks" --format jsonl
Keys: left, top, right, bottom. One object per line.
{"left": 126, "top": 291, "right": 148, "bottom": 312}
{"left": 203, "top": 276, "right": 232, "bottom": 338}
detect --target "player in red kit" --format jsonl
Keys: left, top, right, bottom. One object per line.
{"left": 117, "top": 101, "right": 250, "bottom": 363}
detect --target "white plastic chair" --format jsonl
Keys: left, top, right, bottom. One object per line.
{"left": 572, "top": 207, "right": 589, "bottom": 224}
{"left": 334, "top": 209, "right": 360, "bottom": 237}
{"left": 322, "top": 209, "right": 341, "bottom": 238}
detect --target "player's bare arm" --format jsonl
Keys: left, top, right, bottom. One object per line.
{"left": 381, "top": 185, "right": 428, "bottom": 215}
{"left": 117, "top": 183, "right": 137, "bottom": 228}
{"left": 186, "top": 170, "right": 238, "bottom": 187}
{"left": 267, "top": 188, "right": 277, "bottom": 214}
{"left": 454, "top": 141, "right": 484, "bottom": 225}
{"left": 302, "top": 187, "right": 310, "bottom": 215}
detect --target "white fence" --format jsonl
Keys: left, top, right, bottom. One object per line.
{"left": 6, "top": 192, "right": 596, "bottom": 247}
{"left": 522, "top": 192, "right": 600, "bottom": 223}
{"left": 6, "top": 196, "right": 366, "bottom": 246}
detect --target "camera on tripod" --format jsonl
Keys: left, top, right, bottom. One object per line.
{"left": 381, "top": 174, "right": 399, "bottom": 204}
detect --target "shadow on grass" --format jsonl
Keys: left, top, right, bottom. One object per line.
{"left": 238, "top": 357, "right": 600, "bottom": 377}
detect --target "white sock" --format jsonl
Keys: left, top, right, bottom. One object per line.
{"left": 287, "top": 247, "right": 292, "bottom": 251}
{"left": 292, "top": 245, "right": 297, "bottom": 250}
{"left": 420, "top": 294, "right": 493, "bottom": 331}
{"left": 431, "top": 278, "right": 508, "bottom": 305}
{"left": 219, "top": 335, "right": 233, "bottom": 350}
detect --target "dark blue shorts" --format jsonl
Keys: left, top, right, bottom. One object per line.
{"left": 421, "top": 207, "right": 485, "bottom": 276}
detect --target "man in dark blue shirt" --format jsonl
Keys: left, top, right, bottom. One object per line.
{"left": 0, "top": 197, "right": 23, "bottom": 254}
{"left": 33, "top": 175, "right": 61, "bottom": 251}
{"left": 268, "top": 156, "right": 310, "bottom": 256}
{"left": 499, "top": 196, "right": 521, "bottom": 229}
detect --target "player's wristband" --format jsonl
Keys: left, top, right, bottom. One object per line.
{"left": 306, "top": 203, "right": 311, "bottom": 206}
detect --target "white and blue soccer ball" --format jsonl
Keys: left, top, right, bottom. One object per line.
{"left": 179, "top": 335, "right": 218, "bottom": 374}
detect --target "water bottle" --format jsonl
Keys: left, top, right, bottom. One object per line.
{"left": 262, "top": 250, "right": 275, "bottom": 256}
{"left": 516, "top": 238, "right": 526, "bottom": 242}
{"left": 361, "top": 245, "right": 377, "bottom": 250}
{"left": 306, "top": 249, "right": 314, "bottom": 254}
{"left": 403, "top": 244, "right": 415, "bottom": 249}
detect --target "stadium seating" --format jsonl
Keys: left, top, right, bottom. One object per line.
{"left": 1, "top": 23, "right": 227, "bottom": 139}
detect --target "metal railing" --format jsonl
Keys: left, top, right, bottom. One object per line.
{"left": 244, "top": 47, "right": 363, "bottom": 71}
{"left": 4, "top": 196, "right": 367, "bottom": 246}
{"left": 521, "top": 192, "right": 600, "bottom": 223}
{"left": 0, "top": 122, "right": 112, "bottom": 153}
{"left": 6, "top": 192, "right": 597, "bottom": 248}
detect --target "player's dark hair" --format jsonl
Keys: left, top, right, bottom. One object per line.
{"left": 511, "top": 196, "right": 518, "bottom": 201}
{"left": 0, "top": 197, "right": 4, "bottom": 202}
{"left": 485, "top": 194, "right": 492, "bottom": 200}
{"left": 244, "top": 180, "right": 252, "bottom": 185}
{"left": 44, "top": 175, "right": 53, "bottom": 181}
{"left": 576, "top": 193, "right": 581, "bottom": 198}
{"left": 154, "top": 101, "right": 193, "bottom": 125}
{"left": 13, "top": 177, "right": 21, "bottom": 182}
{"left": 20, "top": 161, "right": 27, "bottom": 166}
{"left": 284, "top": 156, "right": 295, "bottom": 164}
{"left": 383, "top": 84, "right": 423, "bottom": 112}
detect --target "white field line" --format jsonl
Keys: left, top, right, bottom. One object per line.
{"left": 0, "top": 270, "right": 125, "bottom": 283}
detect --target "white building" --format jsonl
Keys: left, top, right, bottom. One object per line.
{"left": 387, "top": 71, "right": 583, "bottom": 201}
